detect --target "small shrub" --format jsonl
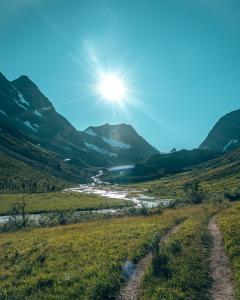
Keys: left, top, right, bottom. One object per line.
{"left": 168, "top": 239, "right": 182, "bottom": 255}
{"left": 36, "top": 277, "right": 54, "bottom": 289}
{"left": 152, "top": 251, "right": 171, "bottom": 278}
{"left": 183, "top": 181, "right": 205, "bottom": 204}
{"left": 224, "top": 189, "right": 240, "bottom": 202}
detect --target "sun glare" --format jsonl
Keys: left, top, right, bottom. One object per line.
{"left": 97, "top": 74, "right": 127, "bottom": 102}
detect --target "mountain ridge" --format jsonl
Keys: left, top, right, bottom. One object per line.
{"left": 0, "top": 72, "right": 160, "bottom": 190}
{"left": 200, "top": 108, "right": 240, "bottom": 152}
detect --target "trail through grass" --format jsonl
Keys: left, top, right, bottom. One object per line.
{"left": 208, "top": 217, "right": 235, "bottom": 300}
{"left": 141, "top": 206, "right": 219, "bottom": 299}
{"left": 0, "top": 206, "right": 206, "bottom": 299}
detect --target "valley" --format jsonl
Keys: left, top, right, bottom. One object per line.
{"left": 1, "top": 72, "right": 240, "bottom": 299}
{"left": 2, "top": 0, "right": 240, "bottom": 298}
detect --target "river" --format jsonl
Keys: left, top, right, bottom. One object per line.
{"left": 0, "top": 169, "right": 173, "bottom": 224}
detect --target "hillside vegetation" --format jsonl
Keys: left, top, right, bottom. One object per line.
{"left": 0, "top": 205, "right": 213, "bottom": 299}
{"left": 0, "top": 151, "right": 71, "bottom": 193}
{"left": 133, "top": 148, "right": 240, "bottom": 200}
{"left": 217, "top": 202, "right": 240, "bottom": 299}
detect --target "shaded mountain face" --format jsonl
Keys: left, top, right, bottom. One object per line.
{"left": 0, "top": 72, "right": 159, "bottom": 185}
{"left": 105, "top": 148, "right": 219, "bottom": 183}
{"left": 80, "top": 124, "right": 159, "bottom": 165}
{"left": 200, "top": 109, "right": 240, "bottom": 152}
{"left": 0, "top": 72, "right": 108, "bottom": 170}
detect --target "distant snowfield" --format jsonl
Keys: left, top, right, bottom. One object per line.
{"left": 17, "top": 91, "right": 29, "bottom": 106}
{"left": 102, "top": 137, "right": 131, "bottom": 149}
{"left": 13, "top": 88, "right": 30, "bottom": 111}
{"left": 14, "top": 98, "right": 28, "bottom": 111}
{"left": 34, "top": 110, "right": 42, "bottom": 117}
{"left": 84, "top": 142, "right": 117, "bottom": 157}
{"left": 23, "top": 121, "right": 38, "bottom": 132}
{"left": 223, "top": 139, "right": 238, "bottom": 152}
{"left": 0, "top": 110, "right": 7, "bottom": 116}
{"left": 84, "top": 128, "right": 97, "bottom": 136}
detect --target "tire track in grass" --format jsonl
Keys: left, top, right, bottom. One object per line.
{"left": 208, "top": 216, "right": 235, "bottom": 300}
{"left": 117, "top": 223, "right": 182, "bottom": 300}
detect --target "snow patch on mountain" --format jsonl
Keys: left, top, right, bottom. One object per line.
{"left": 102, "top": 137, "right": 131, "bottom": 149}
{"left": 84, "top": 128, "right": 97, "bottom": 136}
{"left": 17, "top": 91, "right": 29, "bottom": 106}
{"left": 34, "top": 110, "right": 42, "bottom": 117}
{"left": 84, "top": 142, "right": 117, "bottom": 157}
{"left": 223, "top": 139, "right": 238, "bottom": 152}
{"left": 13, "top": 88, "right": 30, "bottom": 111}
{"left": 42, "top": 107, "right": 52, "bottom": 111}
{"left": 23, "top": 121, "right": 38, "bottom": 132}
{"left": 0, "top": 110, "right": 7, "bottom": 116}
{"left": 14, "top": 99, "right": 28, "bottom": 111}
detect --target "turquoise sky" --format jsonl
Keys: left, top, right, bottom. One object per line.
{"left": 1, "top": 0, "right": 240, "bottom": 152}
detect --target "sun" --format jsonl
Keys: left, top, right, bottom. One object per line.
{"left": 97, "top": 73, "right": 127, "bottom": 102}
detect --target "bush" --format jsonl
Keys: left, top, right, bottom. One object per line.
{"left": 224, "top": 189, "right": 240, "bottom": 201}
{"left": 183, "top": 181, "right": 205, "bottom": 204}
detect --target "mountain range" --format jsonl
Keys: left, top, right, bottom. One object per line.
{"left": 0, "top": 72, "right": 158, "bottom": 191}
{"left": 0, "top": 71, "right": 240, "bottom": 191}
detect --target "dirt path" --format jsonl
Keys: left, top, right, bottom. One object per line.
{"left": 117, "top": 224, "right": 181, "bottom": 300}
{"left": 208, "top": 217, "right": 235, "bottom": 300}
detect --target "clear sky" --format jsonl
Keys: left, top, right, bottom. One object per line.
{"left": 1, "top": 0, "right": 240, "bottom": 152}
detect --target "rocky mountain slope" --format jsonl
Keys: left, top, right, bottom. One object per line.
{"left": 200, "top": 109, "right": 240, "bottom": 152}
{"left": 109, "top": 107, "right": 240, "bottom": 183}
{"left": 0, "top": 72, "right": 159, "bottom": 190}
{"left": 0, "top": 72, "right": 109, "bottom": 169}
{"left": 80, "top": 123, "right": 159, "bottom": 165}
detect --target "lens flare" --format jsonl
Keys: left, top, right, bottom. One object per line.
{"left": 97, "top": 74, "right": 127, "bottom": 102}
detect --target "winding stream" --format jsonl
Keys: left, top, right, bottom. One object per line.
{"left": 0, "top": 169, "right": 173, "bottom": 224}
{"left": 64, "top": 169, "right": 172, "bottom": 208}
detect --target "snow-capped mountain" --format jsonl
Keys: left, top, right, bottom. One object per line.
{"left": 0, "top": 72, "right": 159, "bottom": 180}
{"left": 199, "top": 109, "right": 240, "bottom": 152}
{"left": 80, "top": 123, "right": 159, "bottom": 165}
{"left": 0, "top": 72, "right": 109, "bottom": 170}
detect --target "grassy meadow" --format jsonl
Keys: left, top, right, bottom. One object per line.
{"left": 217, "top": 202, "right": 240, "bottom": 299}
{"left": 141, "top": 207, "right": 214, "bottom": 299}
{"left": 126, "top": 149, "right": 240, "bottom": 204}
{"left": 0, "top": 192, "right": 133, "bottom": 215}
{"left": 0, "top": 151, "right": 72, "bottom": 194}
{"left": 133, "top": 161, "right": 240, "bottom": 200}
{"left": 0, "top": 205, "right": 215, "bottom": 299}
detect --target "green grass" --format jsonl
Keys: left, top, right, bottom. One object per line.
{"left": 0, "top": 151, "right": 72, "bottom": 193}
{"left": 0, "top": 192, "right": 133, "bottom": 215}
{"left": 217, "top": 202, "right": 240, "bottom": 298}
{"left": 132, "top": 149, "right": 240, "bottom": 200}
{"left": 141, "top": 206, "right": 215, "bottom": 299}
{"left": 0, "top": 205, "right": 209, "bottom": 299}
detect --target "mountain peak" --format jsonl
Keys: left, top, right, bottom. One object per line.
{"left": 0, "top": 72, "right": 7, "bottom": 81}
{"left": 82, "top": 122, "right": 159, "bottom": 164}
{"left": 200, "top": 108, "right": 240, "bottom": 152}
{"left": 12, "top": 74, "right": 38, "bottom": 89}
